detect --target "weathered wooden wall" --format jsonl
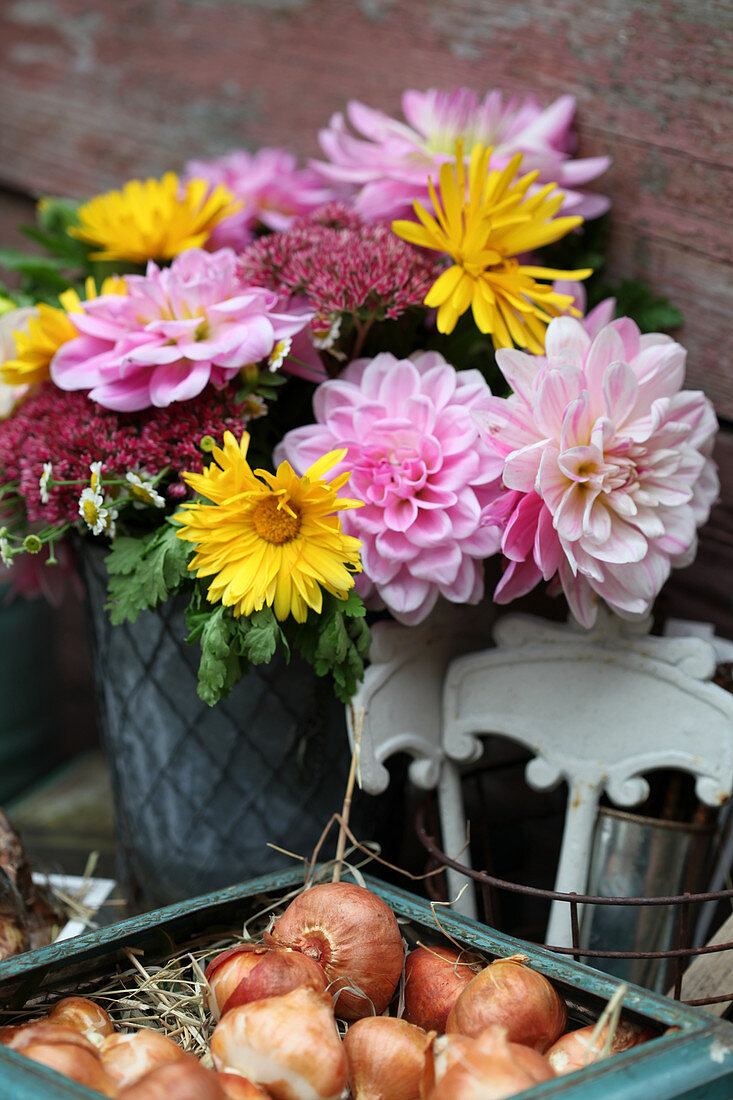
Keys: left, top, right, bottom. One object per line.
{"left": 0, "top": 0, "right": 731, "bottom": 635}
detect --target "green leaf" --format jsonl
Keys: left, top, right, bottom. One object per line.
{"left": 195, "top": 605, "right": 242, "bottom": 706}
{"left": 287, "top": 591, "right": 371, "bottom": 703}
{"left": 241, "top": 607, "right": 281, "bottom": 664}
{"left": 105, "top": 521, "right": 191, "bottom": 624}
{"left": 105, "top": 536, "right": 146, "bottom": 576}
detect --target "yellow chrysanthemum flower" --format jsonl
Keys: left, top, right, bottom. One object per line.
{"left": 176, "top": 431, "right": 363, "bottom": 623}
{"left": 392, "top": 141, "right": 592, "bottom": 353}
{"left": 68, "top": 173, "right": 241, "bottom": 263}
{"left": 0, "top": 276, "right": 126, "bottom": 387}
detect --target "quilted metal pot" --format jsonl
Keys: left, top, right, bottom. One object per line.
{"left": 80, "top": 545, "right": 369, "bottom": 908}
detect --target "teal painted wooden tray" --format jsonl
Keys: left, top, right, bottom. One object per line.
{"left": 0, "top": 867, "right": 731, "bottom": 1099}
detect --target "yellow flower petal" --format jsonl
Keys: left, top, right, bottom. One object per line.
{"left": 392, "top": 140, "right": 595, "bottom": 352}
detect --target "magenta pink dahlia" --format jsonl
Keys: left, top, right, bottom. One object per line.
{"left": 313, "top": 88, "right": 610, "bottom": 222}
{"left": 276, "top": 351, "right": 504, "bottom": 625}
{"left": 475, "top": 316, "right": 719, "bottom": 627}
{"left": 50, "top": 248, "right": 311, "bottom": 411}
{"left": 184, "top": 148, "right": 340, "bottom": 251}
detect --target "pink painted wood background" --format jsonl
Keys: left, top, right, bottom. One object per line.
{"left": 0, "top": 0, "right": 731, "bottom": 632}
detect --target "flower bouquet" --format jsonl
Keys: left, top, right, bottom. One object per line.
{"left": 0, "top": 86, "right": 718, "bottom": 712}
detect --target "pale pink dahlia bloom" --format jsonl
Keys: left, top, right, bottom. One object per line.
{"left": 314, "top": 88, "right": 610, "bottom": 222}
{"left": 51, "top": 249, "right": 310, "bottom": 411}
{"left": 277, "top": 351, "right": 504, "bottom": 625}
{"left": 183, "top": 148, "right": 340, "bottom": 251}
{"left": 474, "top": 316, "right": 719, "bottom": 627}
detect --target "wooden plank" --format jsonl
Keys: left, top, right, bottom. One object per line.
{"left": 0, "top": 0, "right": 730, "bottom": 407}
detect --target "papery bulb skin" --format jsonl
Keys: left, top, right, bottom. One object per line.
{"left": 446, "top": 957, "right": 567, "bottom": 1052}
{"left": 21, "top": 1041, "right": 118, "bottom": 1097}
{"left": 100, "top": 1027, "right": 188, "bottom": 1089}
{"left": 218, "top": 1071, "right": 273, "bottom": 1100}
{"left": 345, "top": 1016, "right": 434, "bottom": 1100}
{"left": 47, "top": 996, "right": 115, "bottom": 1044}
{"left": 267, "top": 883, "right": 404, "bottom": 1019}
{"left": 206, "top": 943, "right": 327, "bottom": 1017}
{"left": 119, "top": 1056, "right": 230, "bottom": 1099}
{"left": 7, "top": 1021, "right": 98, "bottom": 1054}
{"left": 428, "top": 1027, "right": 554, "bottom": 1100}
{"left": 403, "top": 947, "right": 483, "bottom": 1033}
{"left": 210, "top": 985, "right": 348, "bottom": 1100}
{"left": 547, "top": 1019, "right": 654, "bottom": 1075}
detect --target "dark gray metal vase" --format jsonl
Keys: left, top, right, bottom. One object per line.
{"left": 80, "top": 546, "right": 361, "bottom": 909}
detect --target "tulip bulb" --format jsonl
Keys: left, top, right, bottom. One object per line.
{"left": 446, "top": 957, "right": 567, "bottom": 1052}
{"left": 210, "top": 985, "right": 348, "bottom": 1100}
{"left": 101, "top": 1027, "right": 188, "bottom": 1089}
{"left": 428, "top": 1027, "right": 554, "bottom": 1100}
{"left": 547, "top": 1019, "right": 654, "bottom": 1075}
{"left": 7, "top": 1021, "right": 97, "bottom": 1054}
{"left": 344, "top": 1016, "right": 434, "bottom": 1100}
{"left": 21, "top": 1040, "right": 118, "bottom": 1097}
{"left": 119, "top": 1056, "right": 229, "bottom": 1099}
{"left": 403, "top": 947, "right": 483, "bottom": 1034}
{"left": 218, "top": 1071, "right": 273, "bottom": 1100}
{"left": 206, "top": 943, "right": 327, "bottom": 1017}
{"left": 47, "top": 996, "right": 115, "bottom": 1044}
{"left": 267, "top": 883, "right": 404, "bottom": 1020}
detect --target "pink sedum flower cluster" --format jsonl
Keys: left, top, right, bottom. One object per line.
{"left": 475, "top": 316, "right": 719, "bottom": 627}
{"left": 0, "top": 382, "right": 255, "bottom": 525}
{"left": 314, "top": 87, "right": 610, "bottom": 222}
{"left": 51, "top": 249, "right": 310, "bottom": 411}
{"left": 277, "top": 351, "right": 504, "bottom": 625}
{"left": 239, "top": 203, "right": 443, "bottom": 322}
{"left": 184, "top": 148, "right": 339, "bottom": 251}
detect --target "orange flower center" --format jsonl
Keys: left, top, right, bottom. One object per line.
{"left": 252, "top": 495, "right": 301, "bottom": 544}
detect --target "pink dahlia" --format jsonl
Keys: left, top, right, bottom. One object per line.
{"left": 183, "top": 148, "right": 340, "bottom": 251}
{"left": 314, "top": 88, "right": 610, "bottom": 222}
{"left": 276, "top": 351, "right": 504, "bottom": 625}
{"left": 474, "top": 316, "right": 719, "bottom": 627}
{"left": 50, "top": 248, "right": 310, "bottom": 411}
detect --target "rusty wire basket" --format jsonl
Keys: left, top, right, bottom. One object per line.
{"left": 416, "top": 803, "right": 733, "bottom": 1010}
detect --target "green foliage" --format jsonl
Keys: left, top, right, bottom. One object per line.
{"left": 0, "top": 198, "right": 90, "bottom": 303}
{"left": 185, "top": 586, "right": 370, "bottom": 707}
{"left": 289, "top": 590, "right": 371, "bottom": 704}
{"left": 105, "top": 520, "right": 191, "bottom": 624}
{"left": 589, "top": 277, "right": 683, "bottom": 334}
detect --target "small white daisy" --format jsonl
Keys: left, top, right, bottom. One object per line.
{"left": 126, "top": 471, "right": 166, "bottom": 509}
{"left": 39, "top": 462, "right": 53, "bottom": 505}
{"left": 78, "top": 487, "right": 109, "bottom": 536}
{"left": 89, "top": 461, "right": 103, "bottom": 492}
{"left": 267, "top": 337, "right": 292, "bottom": 373}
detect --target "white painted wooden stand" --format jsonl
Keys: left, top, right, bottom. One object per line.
{"left": 349, "top": 605, "right": 733, "bottom": 947}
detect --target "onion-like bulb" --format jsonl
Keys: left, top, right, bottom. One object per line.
{"left": 217, "top": 1071, "right": 273, "bottom": 1099}
{"left": 210, "top": 985, "right": 348, "bottom": 1100}
{"left": 206, "top": 943, "right": 327, "bottom": 1017}
{"left": 100, "top": 1027, "right": 188, "bottom": 1089}
{"left": 446, "top": 956, "right": 567, "bottom": 1052}
{"left": 344, "top": 1016, "right": 434, "bottom": 1100}
{"left": 119, "top": 1056, "right": 229, "bottom": 1099}
{"left": 21, "top": 1041, "right": 118, "bottom": 1097}
{"left": 267, "top": 883, "right": 404, "bottom": 1020}
{"left": 7, "top": 1021, "right": 98, "bottom": 1054}
{"left": 428, "top": 1027, "right": 554, "bottom": 1100}
{"left": 47, "top": 996, "right": 115, "bottom": 1044}
{"left": 403, "top": 947, "right": 483, "bottom": 1034}
{"left": 547, "top": 1019, "right": 654, "bottom": 1075}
